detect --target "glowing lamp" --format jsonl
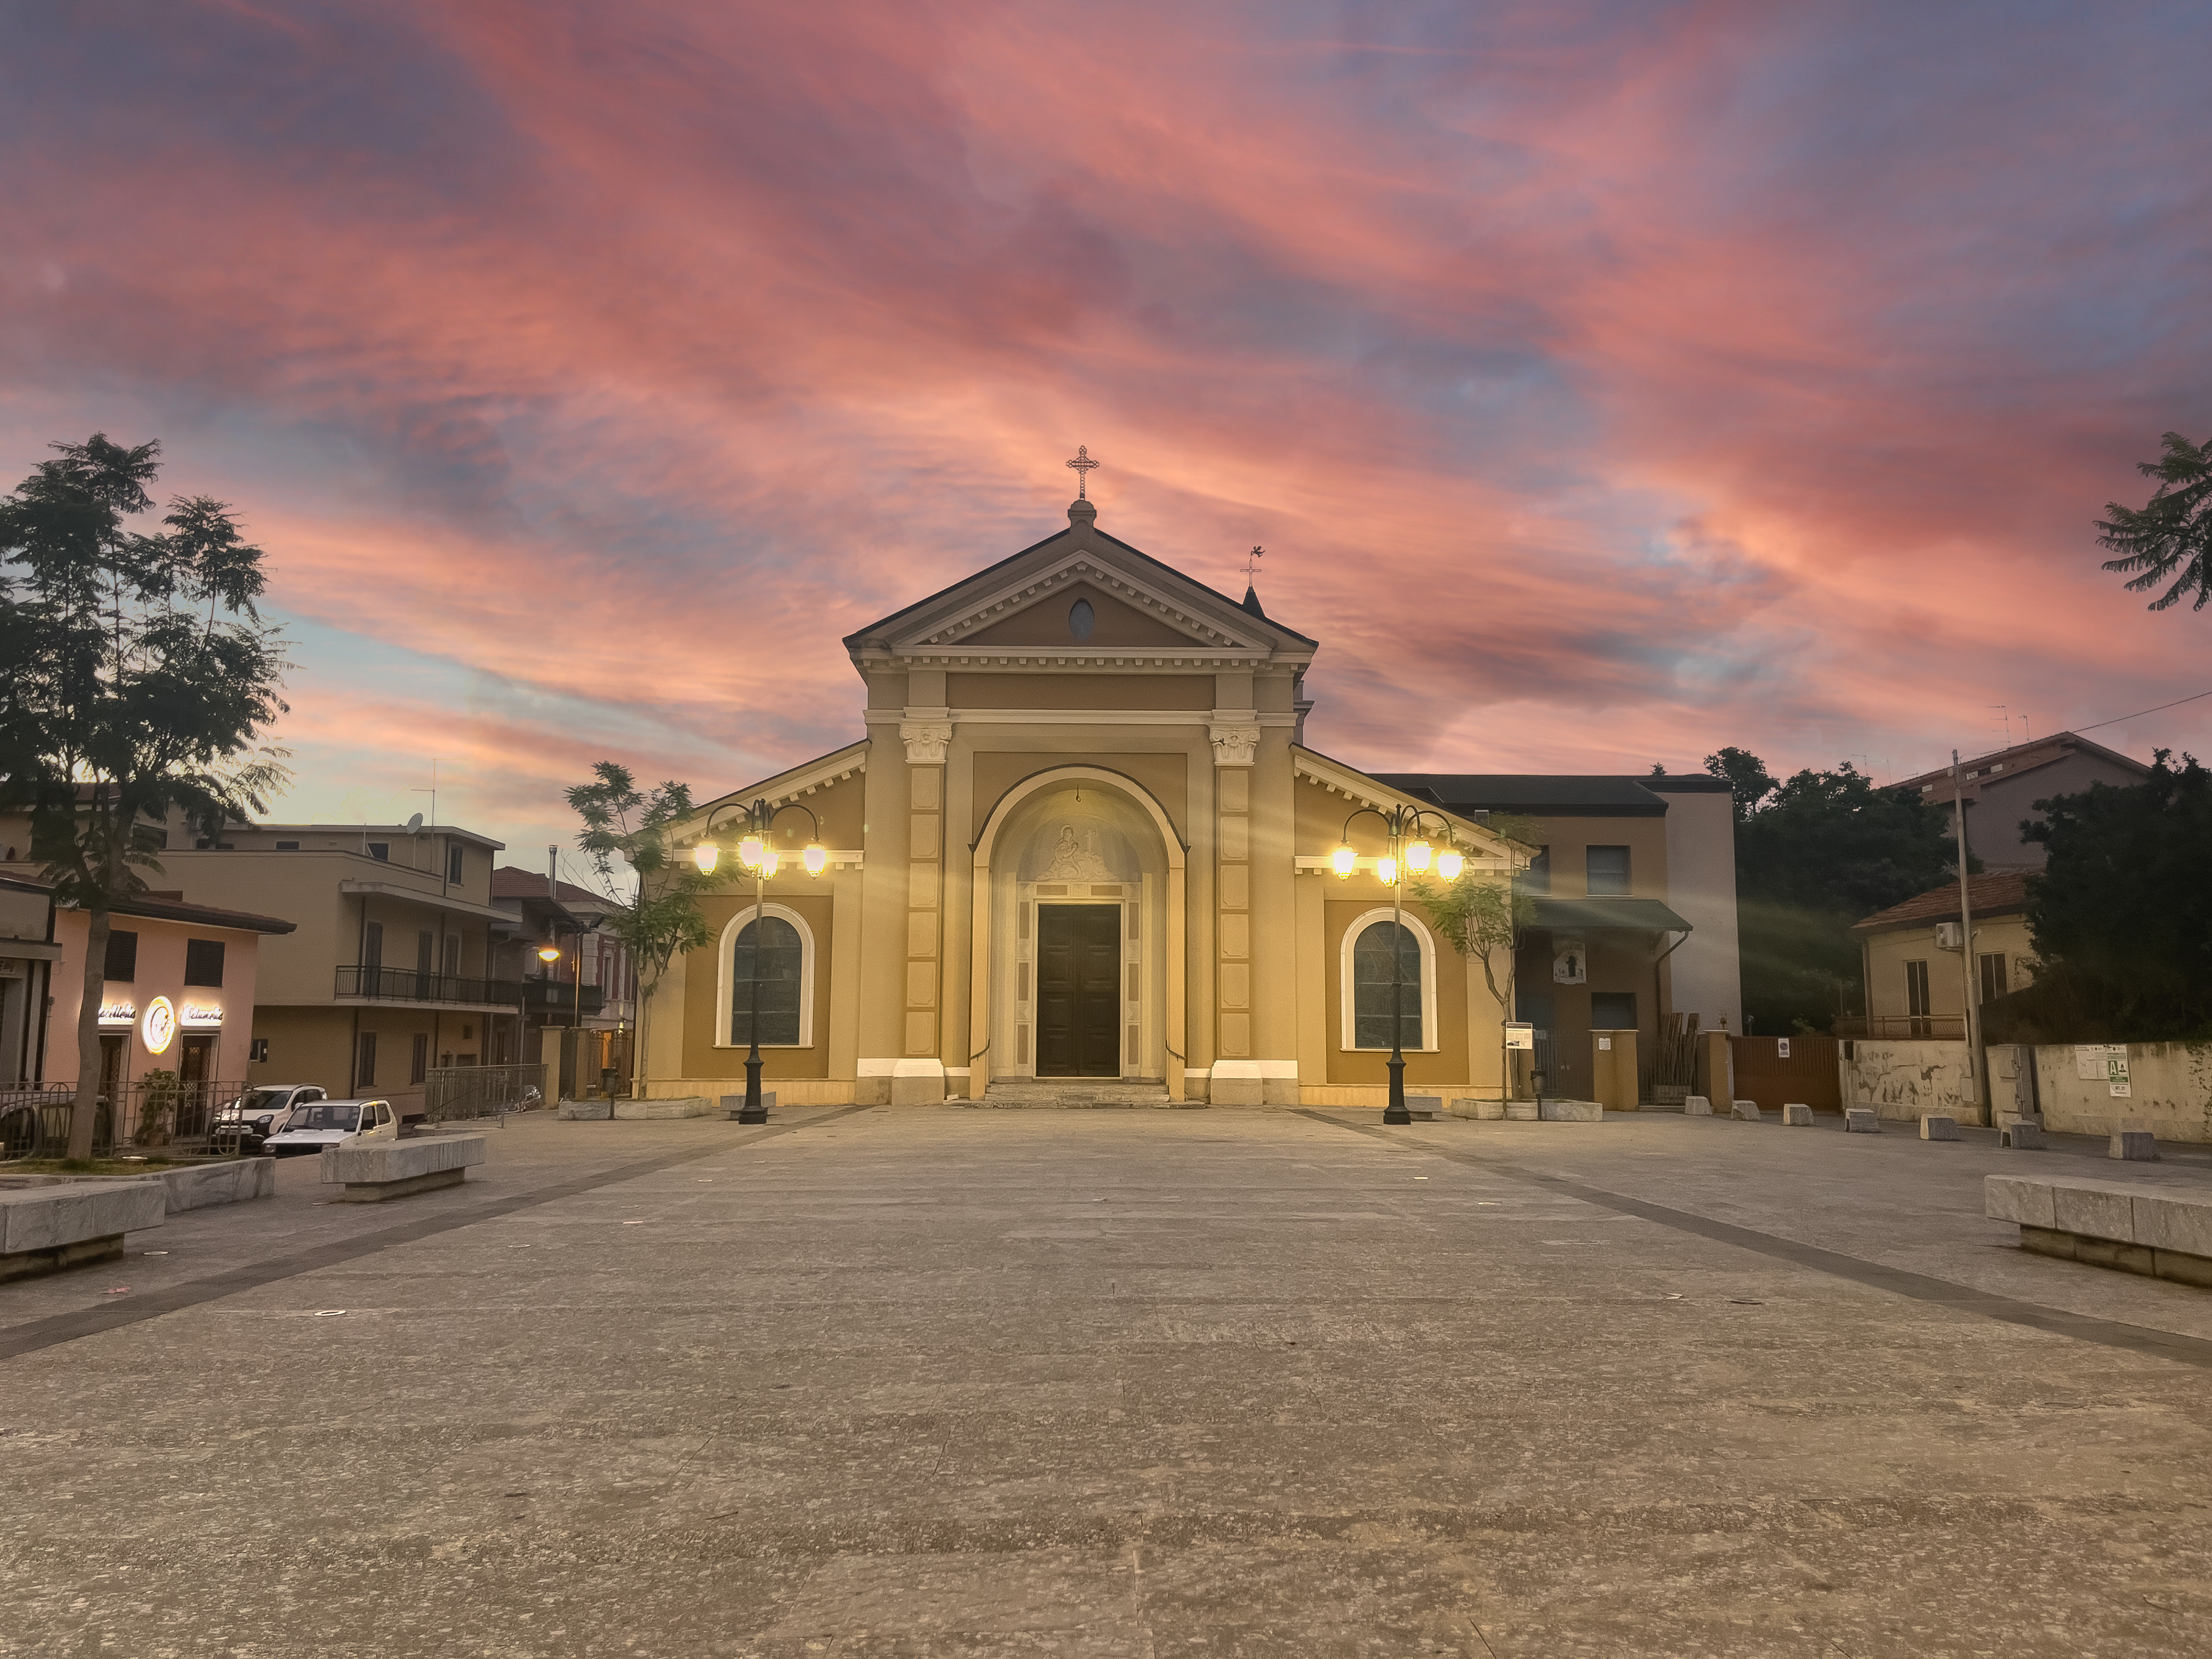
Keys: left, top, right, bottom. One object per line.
{"left": 1436, "top": 848, "right": 1465, "bottom": 881}
{"left": 1404, "top": 839, "right": 1432, "bottom": 872}
{"left": 759, "top": 846, "right": 780, "bottom": 877}
{"left": 1330, "top": 844, "right": 1357, "bottom": 878}
{"left": 1376, "top": 855, "right": 1398, "bottom": 887}
{"left": 737, "top": 832, "right": 765, "bottom": 869}
{"left": 691, "top": 840, "right": 720, "bottom": 874}
{"left": 803, "top": 842, "right": 828, "bottom": 876}
{"left": 537, "top": 943, "right": 561, "bottom": 964}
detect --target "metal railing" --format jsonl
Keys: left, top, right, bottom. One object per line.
{"left": 1, "top": 1079, "right": 250, "bottom": 1161}
{"left": 423, "top": 1063, "right": 546, "bottom": 1127}
{"left": 334, "top": 966, "right": 605, "bottom": 1015}
{"left": 1833, "top": 1015, "right": 1966, "bottom": 1041}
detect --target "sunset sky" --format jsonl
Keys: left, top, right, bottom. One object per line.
{"left": 6, "top": 3, "right": 2209, "bottom": 879}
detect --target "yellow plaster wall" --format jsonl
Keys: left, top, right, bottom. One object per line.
{"left": 947, "top": 674, "right": 1215, "bottom": 711}
{"left": 682, "top": 890, "right": 838, "bottom": 1079}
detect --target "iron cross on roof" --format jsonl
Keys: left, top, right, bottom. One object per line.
{"left": 1065, "top": 445, "right": 1099, "bottom": 499}
{"left": 1246, "top": 544, "right": 1264, "bottom": 583}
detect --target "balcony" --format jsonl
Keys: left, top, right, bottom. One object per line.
{"left": 335, "top": 966, "right": 601, "bottom": 1017}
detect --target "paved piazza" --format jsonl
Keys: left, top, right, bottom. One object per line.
{"left": 4, "top": 1108, "right": 2211, "bottom": 1657}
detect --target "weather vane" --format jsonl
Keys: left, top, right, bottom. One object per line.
{"left": 1065, "top": 445, "right": 1099, "bottom": 499}
{"left": 1245, "top": 544, "right": 1264, "bottom": 584}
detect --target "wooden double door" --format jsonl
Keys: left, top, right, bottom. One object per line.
{"left": 1036, "top": 904, "right": 1122, "bottom": 1077}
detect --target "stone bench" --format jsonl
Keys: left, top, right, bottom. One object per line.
{"left": 1451, "top": 1097, "right": 1505, "bottom": 1120}
{"left": 1403, "top": 1093, "right": 1444, "bottom": 1121}
{"left": 616, "top": 1096, "right": 714, "bottom": 1121}
{"left": 1537, "top": 1099, "right": 1603, "bottom": 1123}
{"left": 0, "top": 1181, "right": 166, "bottom": 1282}
{"left": 321, "top": 1135, "right": 487, "bottom": 1203}
{"left": 1986, "top": 1174, "right": 2212, "bottom": 1288}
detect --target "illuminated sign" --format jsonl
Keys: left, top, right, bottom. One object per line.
{"left": 98, "top": 998, "right": 137, "bottom": 1026}
{"left": 141, "top": 996, "right": 177, "bottom": 1056}
{"left": 179, "top": 1002, "right": 224, "bottom": 1029}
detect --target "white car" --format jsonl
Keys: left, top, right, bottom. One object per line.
{"left": 262, "top": 1098, "right": 400, "bottom": 1156}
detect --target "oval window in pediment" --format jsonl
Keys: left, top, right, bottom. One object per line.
{"left": 1068, "top": 597, "right": 1096, "bottom": 640}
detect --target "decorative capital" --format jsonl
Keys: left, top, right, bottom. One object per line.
{"left": 1208, "top": 721, "right": 1261, "bottom": 767}
{"left": 899, "top": 720, "right": 953, "bottom": 765}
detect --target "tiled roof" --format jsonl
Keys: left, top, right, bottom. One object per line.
{"left": 490, "top": 866, "right": 605, "bottom": 906}
{"left": 1852, "top": 871, "right": 2033, "bottom": 932}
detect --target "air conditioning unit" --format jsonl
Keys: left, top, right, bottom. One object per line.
{"left": 1934, "top": 922, "right": 1964, "bottom": 950}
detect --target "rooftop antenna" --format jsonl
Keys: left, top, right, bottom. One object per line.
{"left": 404, "top": 812, "right": 424, "bottom": 834}
{"left": 1988, "top": 705, "right": 2011, "bottom": 749}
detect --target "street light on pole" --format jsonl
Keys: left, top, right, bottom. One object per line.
{"left": 1331, "top": 804, "right": 1463, "bottom": 1125}
{"left": 691, "top": 798, "right": 827, "bottom": 1124}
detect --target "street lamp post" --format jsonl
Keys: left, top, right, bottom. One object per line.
{"left": 691, "top": 798, "right": 828, "bottom": 1124}
{"left": 1332, "top": 806, "right": 1464, "bottom": 1125}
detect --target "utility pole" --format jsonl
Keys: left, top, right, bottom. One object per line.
{"left": 1950, "top": 751, "right": 1982, "bottom": 1122}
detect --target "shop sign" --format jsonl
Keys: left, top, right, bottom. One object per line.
{"left": 141, "top": 995, "right": 177, "bottom": 1056}
{"left": 179, "top": 1002, "right": 224, "bottom": 1028}
{"left": 98, "top": 998, "right": 137, "bottom": 1026}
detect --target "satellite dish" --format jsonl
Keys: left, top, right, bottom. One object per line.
{"left": 405, "top": 813, "right": 425, "bottom": 834}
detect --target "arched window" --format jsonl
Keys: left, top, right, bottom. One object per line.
{"left": 1341, "top": 913, "right": 1436, "bottom": 1051}
{"left": 727, "top": 912, "right": 808, "bottom": 1047}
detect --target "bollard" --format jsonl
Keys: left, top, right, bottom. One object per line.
{"left": 1684, "top": 1096, "right": 1713, "bottom": 1115}
{"left": 1780, "top": 1103, "right": 1813, "bottom": 1126}
{"left": 1919, "top": 1114, "right": 1960, "bottom": 1141}
{"left": 1731, "top": 1101, "right": 1762, "bottom": 1121}
{"left": 1999, "top": 1116, "right": 2044, "bottom": 1149}
{"left": 1845, "top": 1108, "right": 1880, "bottom": 1133}
{"left": 2109, "top": 1129, "right": 2159, "bottom": 1161}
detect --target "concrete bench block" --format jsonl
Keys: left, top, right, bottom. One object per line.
{"left": 1683, "top": 1096, "right": 1713, "bottom": 1116}
{"left": 1538, "top": 1098, "right": 1604, "bottom": 1122}
{"left": 613, "top": 1096, "right": 712, "bottom": 1120}
{"left": 1780, "top": 1103, "right": 1813, "bottom": 1126}
{"left": 1986, "top": 1172, "right": 2212, "bottom": 1288}
{"left": 1999, "top": 1117, "right": 2044, "bottom": 1149}
{"left": 2109, "top": 1130, "right": 2160, "bottom": 1161}
{"left": 1845, "top": 1109, "right": 1880, "bottom": 1134}
{"left": 1451, "top": 1097, "right": 1506, "bottom": 1120}
{"left": 0, "top": 1182, "right": 166, "bottom": 1282}
{"left": 557, "top": 1099, "right": 613, "bottom": 1120}
{"left": 1919, "top": 1114, "right": 1960, "bottom": 1141}
{"left": 720, "top": 1091, "right": 778, "bottom": 1119}
{"left": 321, "top": 1135, "right": 487, "bottom": 1203}
{"left": 1403, "top": 1093, "right": 1444, "bottom": 1121}
{"left": 157, "top": 1158, "right": 275, "bottom": 1212}
{"left": 1504, "top": 1101, "right": 1539, "bottom": 1121}
{"left": 1731, "top": 1101, "right": 1763, "bottom": 1121}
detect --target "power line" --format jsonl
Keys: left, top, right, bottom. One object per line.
{"left": 2074, "top": 687, "right": 2212, "bottom": 734}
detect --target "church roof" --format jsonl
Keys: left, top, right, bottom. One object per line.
{"left": 841, "top": 500, "right": 1317, "bottom": 661}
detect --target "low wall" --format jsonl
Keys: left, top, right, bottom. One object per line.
{"left": 2033, "top": 1042, "right": 2212, "bottom": 1144}
{"left": 1838, "top": 1040, "right": 1972, "bottom": 1123}
{"left": 641, "top": 1079, "right": 855, "bottom": 1105}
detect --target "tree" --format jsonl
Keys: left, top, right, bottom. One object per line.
{"left": 0, "top": 435, "right": 289, "bottom": 1159}
{"left": 1410, "top": 812, "right": 1542, "bottom": 1098}
{"left": 2096, "top": 432, "right": 2212, "bottom": 613}
{"left": 565, "top": 763, "right": 724, "bottom": 1094}
{"left": 2021, "top": 750, "right": 2212, "bottom": 1036}
{"left": 1712, "top": 752, "right": 1955, "bottom": 1034}
{"left": 1703, "top": 746, "right": 1776, "bottom": 820}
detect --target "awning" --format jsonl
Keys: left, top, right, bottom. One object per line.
{"left": 1531, "top": 897, "right": 1693, "bottom": 933}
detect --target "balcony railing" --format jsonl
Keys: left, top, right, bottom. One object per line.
{"left": 335, "top": 966, "right": 605, "bottom": 1015}
{"left": 1833, "top": 1015, "right": 1967, "bottom": 1041}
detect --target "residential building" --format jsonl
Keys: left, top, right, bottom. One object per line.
{"left": 153, "top": 822, "right": 520, "bottom": 1115}
{"left": 1372, "top": 772, "right": 1740, "bottom": 1100}
{"left": 1, "top": 877, "right": 61, "bottom": 1086}
{"left": 1897, "top": 733, "right": 2150, "bottom": 870}
{"left": 42, "top": 888, "right": 293, "bottom": 1096}
{"left": 1850, "top": 871, "right": 2036, "bottom": 1039}
{"left": 490, "top": 867, "right": 636, "bottom": 1086}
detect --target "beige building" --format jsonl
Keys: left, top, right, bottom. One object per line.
{"left": 1899, "top": 733, "right": 2148, "bottom": 870}
{"left": 153, "top": 822, "right": 515, "bottom": 1114}
{"left": 1, "top": 877, "right": 61, "bottom": 1086}
{"left": 638, "top": 495, "right": 1737, "bottom": 1108}
{"left": 1852, "top": 871, "right": 2036, "bottom": 1039}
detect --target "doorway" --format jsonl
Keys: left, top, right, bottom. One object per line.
{"left": 1036, "top": 905, "right": 1121, "bottom": 1077}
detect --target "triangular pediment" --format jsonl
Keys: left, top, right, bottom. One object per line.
{"left": 845, "top": 510, "right": 1316, "bottom": 669}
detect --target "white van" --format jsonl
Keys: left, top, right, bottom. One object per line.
{"left": 262, "top": 1098, "right": 400, "bottom": 1156}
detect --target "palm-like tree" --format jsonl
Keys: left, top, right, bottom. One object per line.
{"left": 2097, "top": 431, "right": 2212, "bottom": 612}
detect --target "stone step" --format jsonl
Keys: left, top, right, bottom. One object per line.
{"left": 978, "top": 1080, "right": 1177, "bottom": 1110}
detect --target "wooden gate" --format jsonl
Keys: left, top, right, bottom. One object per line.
{"left": 1729, "top": 1035, "right": 1841, "bottom": 1113}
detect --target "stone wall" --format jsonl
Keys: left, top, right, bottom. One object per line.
{"left": 1838, "top": 1039, "right": 1972, "bottom": 1122}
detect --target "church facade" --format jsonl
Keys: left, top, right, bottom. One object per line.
{"left": 640, "top": 493, "right": 1654, "bottom": 1108}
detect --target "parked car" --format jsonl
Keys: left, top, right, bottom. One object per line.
{"left": 210, "top": 1085, "right": 326, "bottom": 1154}
{"left": 262, "top": 1098, "right": 399, "bottom": 1156}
